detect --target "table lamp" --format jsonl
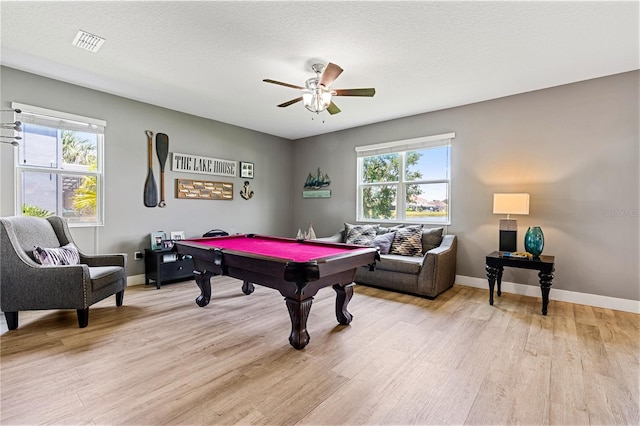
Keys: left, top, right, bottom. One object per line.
{"left": 493, "top": 193, "right": 530, "bottom": 252}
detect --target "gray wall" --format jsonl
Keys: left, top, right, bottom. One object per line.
{"left": 0, "top": 66, "right": 294, "bottom": 276}
{"left": 2, "top": 67, "right": 638, "bottom": 301}
{"left": 292, "top": 71, "right": 639, "bottom": 301}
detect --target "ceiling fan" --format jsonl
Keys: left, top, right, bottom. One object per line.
{"left": 263, "top": 62, "right": 375, "bottom": 115}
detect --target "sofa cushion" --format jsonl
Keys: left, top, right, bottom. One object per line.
{"left": 376, "top": 254, "right": 422, "bottom": 274}
{"left": 422, "top": 227, "right": 444, "bottom": 252}
{"left": 34, "top": 243, "right": 80, "bottom": 266}
{"left": 344, "top": 223, "right": 379, "bottom": 246}
{"left": 372, "top": 231, "right": 395, "bottom": 254}
{"left": 89, "top": 266, "right": 126, "bottom": 291}
{"left": 390, "top": 225, "right": 423, "bottom": 256}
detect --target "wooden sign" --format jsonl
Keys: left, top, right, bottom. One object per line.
{"left": 176, "top": 179, "right": 233, "bottom": 200}
{"left": 172, "top": 152, "right": 237, "bottom": 177}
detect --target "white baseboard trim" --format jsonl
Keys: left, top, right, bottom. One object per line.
{"left": 125, "top": 272, "right": 639, "bottom": 314}
{"left": 456, "top": 275, "right": 640, "bottom": 314}
{"left": 127, "top": 274, "right": 146, "bottom": 286}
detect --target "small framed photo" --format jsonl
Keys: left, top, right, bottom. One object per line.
{"left": 150, "top": 231, "right": 166, "bottom": 250}
{"left": 240, "top": 161, "right": 254, "bottom": 179}
{"left": 170, "top": 231, "right": 185, "bottom": 241}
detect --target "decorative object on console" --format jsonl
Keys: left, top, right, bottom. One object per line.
{"left": 240, "top": 161, "right": 254, "bottom": 178}
{"left": 524, "top": 226, "right": 545, "bottom": 257}
{"left": 170, "top": 231, "right": 185, "bottom": 241}
{"left": 240, "top": 181, "right": 254, "bottom": 200}
{"left": 493, "top": 193, "right": 530, "bottom": 252}
{"left": 177, "top": 179, "right": 233, "bottom": 200}
{"left": 156, "top": 133, "right": 169, "bottom": 208}
{"left": 150, "top": 231, "right": 166, "bottom": 250}
{"left": 202, "top": 229, "right": 229, "bottom": 237}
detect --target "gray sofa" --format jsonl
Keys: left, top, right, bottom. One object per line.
{"left": 318, "top": 225, "right": 457, "bottom": 299}
{"left": 0, "top": 215, "right": 127, "bottom": 329}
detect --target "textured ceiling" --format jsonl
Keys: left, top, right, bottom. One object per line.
{"left": 1, "top": 1, "right": 638, "bottom": 140}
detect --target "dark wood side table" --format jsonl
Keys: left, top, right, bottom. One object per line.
{"left": 144, "top": 248, "right": 195, "bottom": 289}
{"left": 485, "top": 251, "right": 555, "bottom": 315}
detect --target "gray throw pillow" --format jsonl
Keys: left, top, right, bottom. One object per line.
{"left": 372, "top": 231, "right": 395, "bottom": 254}
{"left": 422, "top": 227, "right": 444, "bottom": 252}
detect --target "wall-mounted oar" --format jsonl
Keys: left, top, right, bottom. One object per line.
{"left": 143, "top": 130, "right": 158, "bottom": 207}
{"left": 156, "top": 133, "right": 169, "bottom": 208}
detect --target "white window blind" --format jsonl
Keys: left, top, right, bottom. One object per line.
{"left": 355, "top": 132, "right": 455, "bottom": 157}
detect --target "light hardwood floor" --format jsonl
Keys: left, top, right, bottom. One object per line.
{"left": 1, "top": 278, "right": 638, "bottom": 425}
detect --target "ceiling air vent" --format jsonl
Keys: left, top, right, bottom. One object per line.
{"left": 72, "top": 30, "right": 105, "bottom": 53}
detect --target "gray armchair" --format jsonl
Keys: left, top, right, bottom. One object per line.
{"left": 0, "top": 215, "right": 127, "bottom": 330}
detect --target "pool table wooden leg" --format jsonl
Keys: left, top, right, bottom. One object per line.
{"left": 333, "top": 282, "right": 355, "bottom": 325}
{"left": 241, "top": 281, "right": 255, "bottom": 295}
{"left": 285, "top": 297, "right": 312, "bottom": 350}
{"left": 194, "top": 270, "right": 214, "bottom": 307}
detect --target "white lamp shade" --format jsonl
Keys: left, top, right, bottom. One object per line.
{"left": 493, "top": 193, "right": 530, "bottom": 215}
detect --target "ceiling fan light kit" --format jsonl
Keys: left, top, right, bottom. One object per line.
{"left": 264, "top": 62, "right": 375, "bottom": 115}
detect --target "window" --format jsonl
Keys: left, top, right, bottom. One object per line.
{"left": 13, "top": 102, "right": 105, "bottom": 226}
{"left": 356, "top": 133, "right": 454, "bottom": 224}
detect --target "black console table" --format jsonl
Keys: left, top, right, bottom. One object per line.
{"left": 485, "top": 251, "right": 555, "bottom": 315}
{"left": 145, "top": 248, "right": 195, "bottom": 289}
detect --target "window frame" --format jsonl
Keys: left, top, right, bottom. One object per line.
{"left": 355, "top": 132, "right": 454, "bottom": 225}
{"left": 12, "top": 102, "right": 106, "bottom": 227}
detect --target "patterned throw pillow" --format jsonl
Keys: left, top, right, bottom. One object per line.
{"left": 372, "top": 231, "right": 395, "bottom": 254}
{"left": 390, "top": 225, "right": 424, "bottom": 256}
{"left": 344, "top": 223, "right": 379, "bottom": 246}
{"left": 34, "top": 243, "right": 81, "bottom": 266}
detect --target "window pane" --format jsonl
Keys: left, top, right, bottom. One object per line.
{"left": 21, "top": 171, "right": 98, "bottom": 223}
{"left": 405, "top": 183, "right": 448, "bottom": 222}
{"left": 62, "top": 130, "right": 97, "bottom": 170}
{"left": 363, "top": 185, "right": 397, "bottom": 220}
{"left": 406, "top": 146, "right": 450, "bottom": 181}
{"left": 362, "top": 154, "right": 399, "bottom": 183}
{"left": 62, "top": 174, "right": 97, "bottom": 223}
{"left": 21, "top": 171, "right": 57, "bottom": 217}
{"left": 19, "top": 123, "right": 58, "bottom": 168}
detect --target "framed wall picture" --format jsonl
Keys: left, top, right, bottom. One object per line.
{"left": 170, "top": 231, "right": 185, "bottom": 241}
{"left": 240, "top": 161, "right": 254, "bottom": 179}
{"left": 150, "top": 231, "right": 166, "bottom": 250}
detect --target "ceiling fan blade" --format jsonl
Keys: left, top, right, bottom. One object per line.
{"left": 327, "top": 102, "right": 341, "bottom": 115}
{"left": 333, "top": 88, "right": 376, "bottom": 97}
{"left": 277, "top": 97, "right": 303, "bottom": 108}
{"left": 263, "top": 79, "right": 304, "bottom": 90}
{"left": 319, "top": 62, "right": 343, "bottom": 87}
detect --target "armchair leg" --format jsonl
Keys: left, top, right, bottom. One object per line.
{"left": 115, "top": 290, "right": 124, "bottom": 307}
{"left": 4, "top": 311, "right": 18, "bottom": 330}
{"left": 77, "top": 308, "right": 89, "bottom": 328}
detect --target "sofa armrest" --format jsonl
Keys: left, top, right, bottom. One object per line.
{"left": 1, "top": 251, "right": 91, "bottom": 311}
{"left": 81, "top": 253, "right": 127, "bottom": 269}
{"left": 417, "top": 235, "right": 457, "bottom": 297}
{"left": 315, "top": 230, "right": 345, "bottom": 244}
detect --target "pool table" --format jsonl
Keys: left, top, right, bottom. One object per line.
{"left": 175, "top": 234, "right": 379, "bottom": 349}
